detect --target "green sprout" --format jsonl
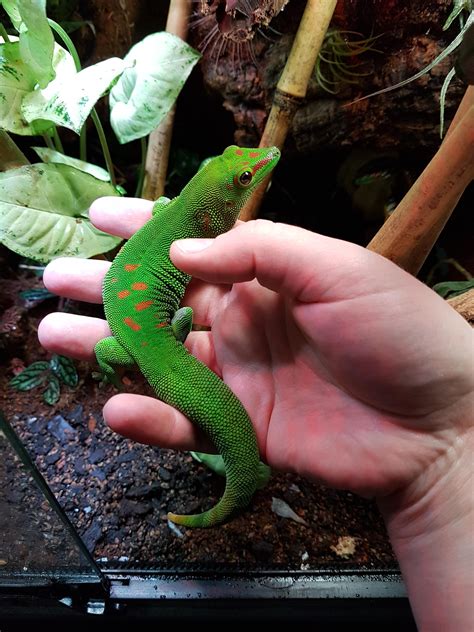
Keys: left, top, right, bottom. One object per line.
{"left": 315, "top": 28, "right": 382, "bottom": 95}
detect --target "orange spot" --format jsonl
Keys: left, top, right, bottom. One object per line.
{"left": 118, "top": 290, "right": 130, "bottom": 299}
{"left": 132, "top": 282, "right": 148, "bottom": 291}
{"left": 124, "top": 264, "right": 140, "bottom": 271}
{"left": 141, "top": 341, "right": 148, "bottom": 347}
{"left": 249, "top": 151, "right": 259, "bottom": 158}
{"left": 155, "top": 322, "right": 167, "bottom": 329}
{"left": 135, "top": 300, "right": 153, "bottom": 311}
{"left": 123, "top": 317, "right": 141, "bottom": 331}
{"left": 235, "top": 149, "right": 243, "bottom": 156}
{"left": 110, "top": 277, "right": 118, "bottom": 283}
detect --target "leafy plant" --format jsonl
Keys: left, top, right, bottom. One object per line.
{"left": 10, "top": 353, "right": 79, "bottom": 405}
{"left": 0, "top": 0, "right": 201, "bottom": 263}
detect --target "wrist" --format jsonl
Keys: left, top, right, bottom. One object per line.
{"left": 378, "top": 423, "right": 473, "bottom": 631}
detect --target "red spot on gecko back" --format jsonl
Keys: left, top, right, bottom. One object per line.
{"left": 123, "top": 317, "right": 141, "bottom": 331}
{"left": 235, "top": 149, "right": 243, "bottom": 156}
{"left": 132, "top": 282, "right": 148, "bottom": 290}
{"left": 135, "top": 300, "right": 153, "bottom": 311}
{"left": 124, "top": 264, "right": 140, "bottom": 271}
{"left": 155, "top": 322, "right": 167, "bottom": 329}
{"left": 118, "top": 290, "right": 130, "bottom": 299}
{"left": 110, "top": 277, "right": 118, "bottom": 283}
{"left": 249, "top": 151, "right": 259, "bottom": 158}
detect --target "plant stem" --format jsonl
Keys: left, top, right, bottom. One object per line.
{"left": 240, "top": 0, "right": 338, "bottom": 220}
{"left": 135, "top": 136, "right": 148, "bottom": 198}
{"left": 142, "top": 0, "right": 191, "bottom": 200}
{"left": 42, "top": 133, "right": 55, "bottom": 151}
{"left": 47, "top": 19, "right": 81, "bottom": 70}
{"left": 0, "top": 23, "right": 11, "bottom": 43}
{"left": 91, "top": 110, "right": 116, "bottom": 187}
{"left": 79, "top": 127, "right": 87, "bottom": 162}
{"left": 47, "top": 18, "right": 115, "bottom": 184}
{"left": 52, "top": 128, "right": 64, "bottom": 154}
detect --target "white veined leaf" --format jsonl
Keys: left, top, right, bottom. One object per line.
{"left": 0, "top": 40, "right": 53, "bottom": 135}
{"left": 0, "top": 163, "right": 122, "bottom": 262}
{"left": 31, "top": 146, "right": 111, "bottom": 181}
{"left": 3, "top": 0, "right": 55, "bottom": 88}
{"left": 22, "top": 57, "right": 128, "bottom": 134}
{"left": 109, "top": 32, "right": 201, "bottom": 144}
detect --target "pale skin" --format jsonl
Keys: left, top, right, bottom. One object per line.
{"left": 39, "top": 197, "right": 473, "bottom": 631}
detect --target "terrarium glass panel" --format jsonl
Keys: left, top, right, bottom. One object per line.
{"left": 0, "top": 413, "right": 103, "bottom": 580}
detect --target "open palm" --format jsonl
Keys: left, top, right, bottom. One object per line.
{"left": 39, "top": 198, "right": 473, "bottom": 500}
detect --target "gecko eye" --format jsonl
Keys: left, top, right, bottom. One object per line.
{"left": 238, "top": 170, "right": 253, "bottom": 186}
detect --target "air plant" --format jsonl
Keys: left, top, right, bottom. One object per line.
{"left": 350, "top": 5, "right": 474, "bottom": 137}
{"left": 314, "top": 28, "right": 382, "bottom": 94}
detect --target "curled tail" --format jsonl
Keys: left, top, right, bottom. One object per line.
{"left": 167, "top": 455, "right": 258, "bottom": 527}
{"left": 148, "top": 349, "right": 260, "bottom": 528}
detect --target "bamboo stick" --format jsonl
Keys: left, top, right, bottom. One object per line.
{"left": 367, "top": 95, "right": 474, "bottom": 275}
{"left": 240, "top": 0, "right": 338, "bottom": 221}
{"left": 142, "top": 0, "right": 191, "bottom": 200}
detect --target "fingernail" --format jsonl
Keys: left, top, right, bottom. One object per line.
{"left": 174, "top": 239, "right": 213, "bottom": 253}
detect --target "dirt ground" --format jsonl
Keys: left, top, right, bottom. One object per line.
{"left": 0, "top": 273, "right": 396, "bottom": 571}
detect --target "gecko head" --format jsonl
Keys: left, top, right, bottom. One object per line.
{"left": 184, "top": 145, "right": 280, "bottom": 236}
{"left": 211, "top": 145, "right": 280, "bottom": 229}
{"left": 221, "top": 145, "right": 281, "bottom": 197}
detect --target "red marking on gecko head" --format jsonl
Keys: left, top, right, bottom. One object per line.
{"left": 131, "top": 282, "right": 148, "bottom": 291}
{"left": 135, "top": 300, "right": 153, "bottom": 311}
{"left": 155, "top": 322, "right": 167, "bottom": 329}
{"left": 124, "top": 264, "right": 140, "bottom": 272}
{"left": 123, "top": 317, "right": 141, "bottom": 331}
{"left": 118, "top": 290, "right": 130, "bottom": 299}
{"left": 252, "top": 156, "right": 271, "bottom": 175}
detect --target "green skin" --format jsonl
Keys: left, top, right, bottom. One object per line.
{"left": 95, "top": 145, "right": 280, "bottom": 527}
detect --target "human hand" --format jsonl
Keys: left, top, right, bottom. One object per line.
{"left": 39, "top": 197, "right": 473, "bottom": 500}
{"left": 39, "top": 197, "right": 473, "bottom": 630}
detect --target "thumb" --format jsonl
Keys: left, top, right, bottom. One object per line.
{"left": 170, "top": 219, "right": 380, "bottom": 302}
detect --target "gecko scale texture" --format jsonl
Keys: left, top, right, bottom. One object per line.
{"left": 96, "top": 146, "right": 280, "bottom": 527}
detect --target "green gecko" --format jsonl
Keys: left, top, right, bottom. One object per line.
{"left": 95, "top": 145, "right": 280, "bottom": 527}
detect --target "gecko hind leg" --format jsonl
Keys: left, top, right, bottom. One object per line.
{"left": 94, "top": 336, "right": 135, "bottom": 388}
{"left": 171, "top": 307, "right": 193, "bottom": 343}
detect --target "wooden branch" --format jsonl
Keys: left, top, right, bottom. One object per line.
{"left": 448, "top": 288, "right": 474, "bottom": 325}
{"left": 367, "top": 88, "right": 474, "bottom": 275}
{"left": 240, "top": 0, "right": 338, "bottom": 221}
{"left": 142, "top": 0, "right": 191, "bottom": 200}
{"left": 0, "top": 131, "right": 29, "bottom": 171}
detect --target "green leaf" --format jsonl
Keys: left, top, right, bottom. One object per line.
{"left": 4, "top": 0, "right": 55, "bottom": 88}
{"left": 433, "top": 278, "right": 474, "bottom": 299}
{"left": 0, "top": 40, "right": 53, "bottom": 135}
{"left": 190, "top": 452, "right": 272, "bottom": 489}
{"left": 2, "top": 1, "right": 23, "bottom": 30}
{"left": 10, "top": 361, "right": 49, "bottom": 391}
{"left": 109, "top": 32, "right": 201, "bottom": 144}
{"left": 32, "top": 146, "right": 110, "bottom": 181}
{"left": 43, "top": 374, "right": 60, "bottom": 405}
{"left": 0, "top": 163, "right": 122, "bottom": 262}
{"left": 22, "top": 56, "right": 128, "bottom": 134}
{"left": 50, "top": 354, "right": 78, "bottom": 387}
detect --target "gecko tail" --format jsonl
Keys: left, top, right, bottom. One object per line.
{"left": 167, "top": 476, "right": 257, "bottom": 528}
